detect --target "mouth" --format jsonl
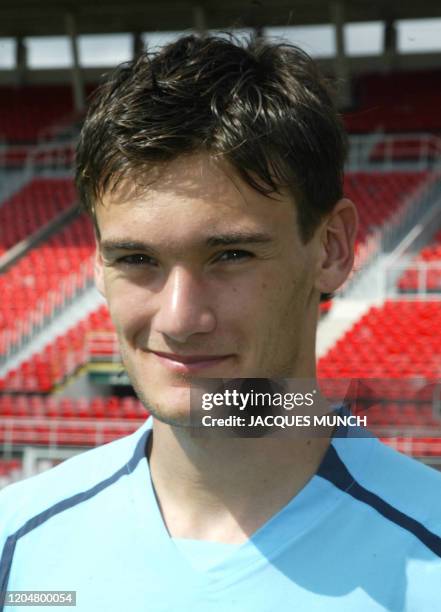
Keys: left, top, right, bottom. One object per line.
{"left": 148, "top": 350, "right": 234, "bottom": 373}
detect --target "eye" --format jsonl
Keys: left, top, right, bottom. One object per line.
{"left": 117, "top": 254, "right": 158, "bottom": 266}
{"left": 214, "top": 249, "right": 254, "bottom": 263}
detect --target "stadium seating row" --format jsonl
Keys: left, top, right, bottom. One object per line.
{"left": 2, "top": 322, "right": 91, "bottom": 392}
{"left": 0, "top": 215, "right": 95, "bottom": 355}
{"left": 382, "top": 437, "right": 441, "bottom": 457}
{"left": 318, "top": 300, "right": 441, "bottom": 380}
{"left": 0, "top": 178, "right": 76, "bottom": 254}
{"left": 0, "top": 395, "right": 146, "bottom": 420}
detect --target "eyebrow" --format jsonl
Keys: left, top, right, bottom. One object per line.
{"left": 100, "top": 232, "right": 274, "bottom": 253}
{"left": 206, "top": 232, "right": 273, "bottom": 247}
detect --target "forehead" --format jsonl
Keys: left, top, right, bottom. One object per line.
{"left": 95, "top": 153, "right": 299, "bottom": 243}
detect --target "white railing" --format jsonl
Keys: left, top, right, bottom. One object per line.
{"left": 0, "top": 141, "right": 75, "bottom": 176}
{"left": 0, "top": 141, "right": 74, "bottom": 166}
{"left": 347, "top": 133, "right": 441, "bottom": 171}
{"left": 87, "top": 330, "right": 120, "bottom": 363}
{"left": 2, "top": 416, "right": 440, "bottom": 455}
{"left": 385, "top": 261, "right": 441, "bottom": 297}
{"left": 346, "top": 130, "right": 385, "bottom": 170}
{"left": 2, "top": 132, "right": 441, "bottom": 184}
{"left": 0, "top": 417, "right": 143, "bottom": 452}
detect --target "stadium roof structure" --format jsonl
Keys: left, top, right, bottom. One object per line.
{"left": 1, "top": 0, "right": 441, "bottom": 37}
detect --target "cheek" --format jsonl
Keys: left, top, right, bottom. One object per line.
{"left": 218, "top": 278, "right": 268, "bottom": 326}
{"left": 220, "top": 278, "right": 283, "bottom": 343}
{"left": 104, "top": 279, "right": 153, "bottom": 338}
{"left": 256, "top": 275, "right": 305, "bottom": 338}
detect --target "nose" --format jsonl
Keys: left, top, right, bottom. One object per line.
{"left": 153, "top": 265, "right": 216, "bottom": 343}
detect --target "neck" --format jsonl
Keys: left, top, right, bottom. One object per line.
{"left": 148, "top": 412, "right": 331, "bottom": 544}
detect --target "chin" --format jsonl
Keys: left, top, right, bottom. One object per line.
{"left": 136, "top": 384, "right": 193, "bottom": 426}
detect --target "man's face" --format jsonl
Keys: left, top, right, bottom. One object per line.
{"left": 95, "top": 154, "right": 322, "bottom": 424}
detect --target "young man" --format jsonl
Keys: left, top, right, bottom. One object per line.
{"left": 1, "top": 35, "right": 441, "bottom": 611}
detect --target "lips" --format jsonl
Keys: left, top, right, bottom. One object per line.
{"left": 148, "top": 350, "right": 233, "bottom": 373}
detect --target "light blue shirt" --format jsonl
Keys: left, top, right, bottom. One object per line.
{"left": 1, "top": 418, "right": 441, "bottom": 611}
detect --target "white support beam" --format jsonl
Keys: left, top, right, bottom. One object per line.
{"left": 193, "top": 5, "right": 207, "bottom": 36}
{"left": 15, "top": 36, "right": 27, "bottom": 85}
{"left": 133, "top": 31, "right": 145, "bottom": 59}
{"left": 383, "top": 18, "right": 397, "bottom": 71}
{"left": 65, "top": 12, "right": 85, "bottom": 112}
{"left": 330, "top": 0, "right": 352, "bottom": 108}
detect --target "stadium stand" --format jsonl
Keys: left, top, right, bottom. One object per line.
{"left": 318, "top": 300, "right": 441, "bottom": 380}
{"left": 0, "top": 214, "right": 94, "bottom": 357}
{"left": 1, "top": 34, "right": 441, "bottom": 477}
{"left": 0, "top": 178, "right": 77, "bottom": 254}
{"left": 317, "top": 300, "right": 441, "bottom": 457}
{"left": 0, "top": 305, "right": 112, "bottom": 392}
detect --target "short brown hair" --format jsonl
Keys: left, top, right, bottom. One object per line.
{"left": 76, "top": 34, "right": 347, "bottom": 301}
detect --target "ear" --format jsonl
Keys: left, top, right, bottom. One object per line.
{"left": 94, "top": 240, "right": 106, "bottom": 297}
{"left": 315, "top": 198, "right": 358, "bottom": 295}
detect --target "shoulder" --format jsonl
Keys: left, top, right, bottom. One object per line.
{"left": 363, "top": 437, "right": 441, "bottom": 523}
{"left": 332, "top": 434, "right": 441, "bottom": 545}
{"left": 0, "top": 420, "right": 150, "bottom": 540}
